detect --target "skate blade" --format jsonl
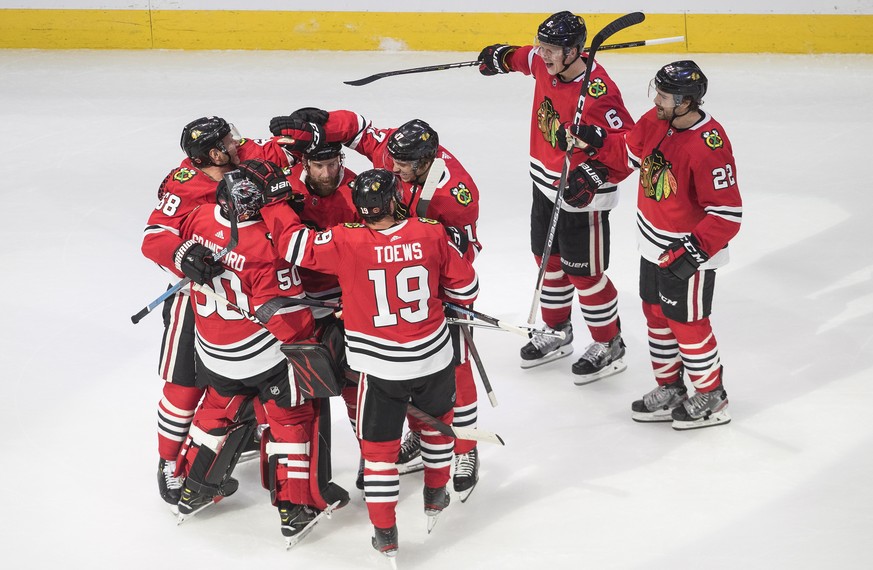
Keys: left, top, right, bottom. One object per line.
{"left": 671, "top": 409, "right": 731, "bottom": 431}
{"left": 425, "top": 512, "right": 443, "bottom": 534}
{"left": 456, "top": 482, "right": 477, "bottom": 504}
{"left": 284, "top": 500, "right": 341, "bottom": 550}
{"left": 631, "top": 410, "right": 675, "bottom": 423}
{"left": 572, "top": 359, "right": 627, "bottom": 385}
{"left": 238, "top": 449, "right": 260, "bottom": 464}
{"left": 519, "top": 346, "right": 574, "bottom": 369}
{"left": 396, "top": 459, "right": 424, "bottom": 475}
{"left": 176, "top": 496, "right": 222, "bottom": 525}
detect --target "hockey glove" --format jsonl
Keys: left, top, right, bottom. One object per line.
{"left": 445, "top": 226, "right": 470, "bottom": 255}
{"left": 563, "top": 160, "right": 608, "bottom": 208}
{"left": 239, "top": 158, "right": 305, "bottom": 213}
{"left": 557, "top": 123, "right": 606, "bottom": 152}
{"left": 268, "top": 117, "right": 325, "bottom": 154}
{"left": 174, "top": 240, "right": 224, "bottom": 285}
{"left": 288, "top": 107, "right": 329, "bottom": 125}
{"left": 658, "top": 234, "right": 710, "bottom": 280}
{"left": 478, "top": 44, "right": 517, "bottom": 76}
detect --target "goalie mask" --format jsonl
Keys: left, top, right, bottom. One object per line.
{"left": 216, "top": 169, "right": 264, "bottom": 222}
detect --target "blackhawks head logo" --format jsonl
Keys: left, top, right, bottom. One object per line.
{"left": 641, "top": 149, "right": 677, "bottom": 202}
{"left": 587, "top": 78, "right": 607, "bottom": 98}
{"left": 173, "top": 167, "right": 196, "bottom": 183}
{"left": 452, "top": 183, "right": 473, "bottom": 206}
{"left": 703, "top": 129, "right": 724, "bottom": 150}
{"left": 536, "top": 97, "right": 562, "bottom": 148}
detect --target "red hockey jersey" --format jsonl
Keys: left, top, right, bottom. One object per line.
{"left": 178, "top": 204, "right": 314, "bottom": 380}
{"left": 602, "top": 108, "right": 742, "bottom": 268}
{"left": 287, "top": 162, "right": 360, "bottom": 316}
{"left": 507, "top": 46, "right": 635, "bottom": 212}
{"left": 322, "top": 110, "right": 482, "bottom": 260}
{"left": 141, "top": 137, "right": 293, "bottom": 277}
{"left": 261, "top": 205, "right": 479, "bottom": 381}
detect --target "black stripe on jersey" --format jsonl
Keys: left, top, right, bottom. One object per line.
{"left": 287, "top": 228, "right": 309, "bottom": 265}
{"left": 346, "top": 327, "right": 452, "bottom": 363}
{"left": 636, "top": 212, "right": 676, "bottom": 250}
{"left": 196, "top": 330, "right": 279, "bottom": 362}
{"left": 530, "top": 161, "right": 558, "bottom": 184}
{"left": 704, "top": 206, "right": 742, "bottom": 222}
{"left": 444, "top": 279, "right": 479, "bottom": 300}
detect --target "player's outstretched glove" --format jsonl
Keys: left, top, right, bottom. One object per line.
{"left": 268, "top": 117, "right": 325, "bottom": 154}
{"left": 658, "top": 234, "right": 710, "bottom": 280}
{"left": 557, "top": 123, "right": 606, "bottom": 152}
{"left": 478, "top": 44, "right": 517, "bottom": 76}
{"left": 563, "top": 160, "right": 608, "bottom": 208}
{"left": 174, "top": 240, "right": 224, "bottom": 285}
{"left": 288, "top": 107, "right": 329, "bottom": 125}
{"left": 239, "top": 158, "right": 305, "bottom": 214}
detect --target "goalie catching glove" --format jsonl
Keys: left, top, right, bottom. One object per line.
{"left": 658, "top": 234, "right": 710, "bottom": 280}
{"left": 563, "top": 160, "right": 608, "bottom": 208}
{"left": 174, "top": 240, "right": 224, "bottom": 285}
{"left": 239, "top": 159, "right": 305, "bottom": 214}
{"left": 478, "top": 44, "right": 517, "bottom": 76}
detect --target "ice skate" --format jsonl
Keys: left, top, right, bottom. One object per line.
{"left": 158, "top": 458, "right": 184, "bottom": 514}
{"left": 631, "top": 380, "right": 688, "bottom": 422}
{"left": 176, "top": 477, "right": 239, "bottom": 524}
{"left": 572, "top": 334, "right": 627, "bottom": 384}
{"left": 519, "top": 320, "right": 573, "bottom": 369}
{"left": 423, "top": 485, "right": 450, "bottom": 533}
{"left": 452, "top": 447, "right": 479, "bottom": 503}
{"left": 671, "top": 386, "right": 731, "bottom": 430}
{"left": 279, "top": 500, "right": 341, "bottom": 549}
{"left": 396, "top": 431, "right": 423, "bottom": 475}
{"left": 356, "top": 455, "right": 365, "bottom": 491}
{"left": 372, "top": 524, "right": 399, "bottom": 567}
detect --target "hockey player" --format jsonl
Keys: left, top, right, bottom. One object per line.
{"left": 477, "top": 11, "right": 634, "bottom": 383}
{"left": 141, "top": 116, "right": 319, "bottom": 508}
{"left": 568, "top": 60, "right": 740, "bottom": 429}
{"left": 270, "top": 109, "right": 484, "bottom": 500}
{"left": 172, "top": 165, "right": 348, "bottom": 541}
{"left": 251, "top": 165, "right": 479, "bottom": 559}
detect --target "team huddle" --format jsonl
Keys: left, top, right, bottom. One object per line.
{"left": 139, "top": 10, "right": 742, "bottom": 565}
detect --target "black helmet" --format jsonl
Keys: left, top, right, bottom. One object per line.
{"left": 216, "top": 169, "right": 264, "bottom": 223}
{"left": 304, "top": 141, "right": 343, "bottom": 162}
{"left": 537, "top": 11, "right": 587, "bottom": 53}
{"left": 352, "top": 169, "right": 400, "bottom": 222}
{"left": 180, "top": 116, "right": 232, "bottom": 167}
{"left": 386, "top": 119, "right": 439, "bottom": 163}
{"left": 654, "top": 60, "right": 708, "bottom": 104}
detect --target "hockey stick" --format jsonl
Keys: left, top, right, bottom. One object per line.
{"left": 406, "top": 403, "right": 504, "bottom": 445}
{"left": 527, "top": 11, "right": 645, "bottom": 326}
{"left": 414, "top": 158, "right": 446, "bottom": 218}
{"left": 255, "top": 295, "right": 341, "bottom": 323}
{"left": 458, "top": 324, "right": 498, "bottom": 408}
{"left": 343, "top": 34, "right": 676, "bottom": 86}
{"left": 131, "top": 190, "right": 240, "bottom": 324}
{"left": 444, "top": 302, "right": 566, "bottom": 340}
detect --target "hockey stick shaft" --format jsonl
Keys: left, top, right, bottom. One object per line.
{"left": 446, "top": 318, "right": 565, "bottom": 338}
{"left": 527, "top": 12, "right": 645, "bottom": 326}
{"left": 342, "top": 34, "right": 673, "bottom": 87}
{"left": 414, "top": 158, "right": 446, "bottom": 218}
{"left": 131, "top": 209, "right": 239, "bottom": 324}
{"left": 444, "top": 302, "right": 565, "bottom": 340}
{"left": 458, "top": 324, "right": 497, "bottom": 408}
{"left": 255, "top": 295, "right": 341, "bottom": 323}
{"left": 406, "top": 403, "right": 504, "bottom": 445}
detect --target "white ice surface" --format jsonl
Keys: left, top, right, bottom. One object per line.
{"left": 1, "top": 49, "right": 872, "bottom": 569}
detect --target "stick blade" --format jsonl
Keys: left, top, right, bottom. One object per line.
{"left": 592, "top": 12, "right": 646, "bottom": 47}
{"left": 343, "top": 75, "right": 379, "bottom": 87}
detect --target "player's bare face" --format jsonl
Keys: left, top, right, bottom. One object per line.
{"left": 219, "top": 133, "right": 241, "bottom": 166}
{"left": 391, "top": 158, "right": 427, "bottom": 184}
{"left": 305, "top": 157, "right": 342, "bottom": 197}
{"left": 537, "top": 43, "right": 568, "bottom": 76}
{"left": 653, "top": 90, "right": 678, "bottom": 121}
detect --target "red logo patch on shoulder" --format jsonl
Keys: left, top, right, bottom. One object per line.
{"left": 173, "top": 167, "right": 196, "bottom": 183}
{"left": 417, "top": 217, "right": 439, "bottom": 225}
